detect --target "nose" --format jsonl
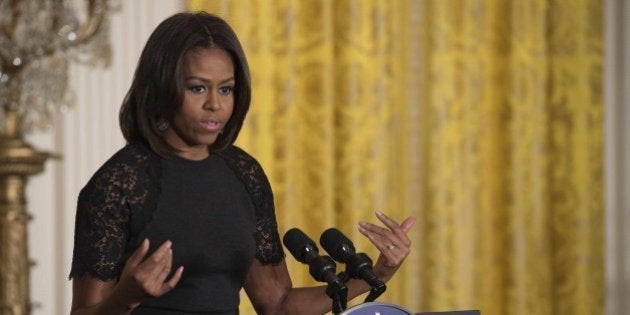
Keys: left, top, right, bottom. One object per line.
{"left": 203, "top": 91, "right": 221, "bottom": 111}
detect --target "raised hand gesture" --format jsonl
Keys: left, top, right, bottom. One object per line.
{"left": 111, "top": 238, "right": 184, "bottom": 309}
{"left": 358, "top": 211, "right": 415, "bottom": 280}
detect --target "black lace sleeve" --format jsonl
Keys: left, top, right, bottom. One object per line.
{"left": 69, "top": 144, "right": 154, "bottom": 280}
{"left": 218, "top": 146, "right": 285, "bottom": 265}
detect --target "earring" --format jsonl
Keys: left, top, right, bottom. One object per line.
{"left": 157, "top": 118, "right": 169, "bottom": 132}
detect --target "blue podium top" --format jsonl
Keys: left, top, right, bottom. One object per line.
{"left": 340, "top": 302, "right": 480, "bottom": 315}
{"left": 340, "top": 302, "right": 414, "bottom": 315}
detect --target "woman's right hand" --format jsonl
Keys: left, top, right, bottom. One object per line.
{"left": 111, "top": 238, "right": 184, "bottom": 310}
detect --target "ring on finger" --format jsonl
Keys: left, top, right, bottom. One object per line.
{"left": 387, "top": 244, "right": 396, "bottom": 250}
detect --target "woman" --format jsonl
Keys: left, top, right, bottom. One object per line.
{"left": 69, "top": 11, "right": 415, "bottom": 315}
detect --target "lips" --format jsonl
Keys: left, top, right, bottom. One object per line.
{"left": 200, "top": 119, "right": 222, "bottom": 132}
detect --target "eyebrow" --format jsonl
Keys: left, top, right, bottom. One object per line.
{"left": 185, "top": 76, "right": 235, "bottom": 85}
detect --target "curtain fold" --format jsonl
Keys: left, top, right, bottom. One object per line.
{"left": 188, "top": 1, "right": 603, "bottom": 314}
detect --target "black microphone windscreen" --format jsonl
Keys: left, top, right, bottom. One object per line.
{"left": 320, "top": 228, "right": 356, "bottom": 261}
{"left": 283, "top": 228, "right": 318, "bottom": 262}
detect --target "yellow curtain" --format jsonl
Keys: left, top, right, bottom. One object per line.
{"left": 188, "top": 1, "right": 603, "bottom": 315}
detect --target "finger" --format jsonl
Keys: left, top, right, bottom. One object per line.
{"left": 359, "top": 220, "right": 409, "bottom": 250}
{"left": 370, "top": 211, "right": 408, "bottom": 238}
{"left": 142, "top": 240, "right": 173, "bottom": 276}
{"left": 375, "top": 210, "right": 402, "bottom": 231}
{"left": 147, "top": 240, "right": 172, "bottom": 264}
{"left": 375, "top": 211, "right": 414, "bottom": 246}
{"left": 400, "top": 217, "right": 416, "bottom": 233}
{"left": 359, "top": 219, "right": 409, "bottom": 252}
{"left": 163, "top": 266, "right": 184, "bottom": 292}
{"left": 156, "top": 248, "right": 174, "bottom": 281}
{"left": 389, "top": 216, "right": 415, "bottom": 247}
{"left": 359, "top": 228, "right": 404, "bottom": 266}
{"left": 379, "top": 231, "right": 409, "bottom": 253}
{"left": 358, "top": 221, "right": 396, "bottom": 247}
{"left": 358, "top": 224, "right": 399, "bottom": 254}
{"left": 367, "top": 228, "right": 410, "bottom": 259}
{"left": 358, "top": 220, "right": 391, "bottom": 237}
{"left": 127, "top": 238, "right": 150, "bottom": 267}
{"left": 358, "top": 227, "right": 387, "bottom": 251}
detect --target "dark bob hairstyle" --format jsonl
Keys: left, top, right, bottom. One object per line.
{"left": 119, "top": 11, "right": 251, "bottom": 156}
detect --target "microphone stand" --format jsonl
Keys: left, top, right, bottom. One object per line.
{"left": 325, "top": 279, "right": 348, "bottom": 315}
{"left": 337, "top": 268, "right": 386, "bottom": 304}
{"left": 308, "top": 255, "right": 348, "bottom": 314}
{"left": 363, "top": 278, "right": 386, "bottom": 302}
{"left": 283, "top": 228, "right": 349, "bottom": 314}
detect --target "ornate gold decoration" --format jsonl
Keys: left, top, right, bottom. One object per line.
{"left": 0, "top": 1, "right": 115, "bottom": 313}
{"left": 0, "top": 111, "right": 49, "bottom": 315}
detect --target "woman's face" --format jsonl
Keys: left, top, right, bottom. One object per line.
{"left": 163, "top": 47, "right": 235, "bottom": 160}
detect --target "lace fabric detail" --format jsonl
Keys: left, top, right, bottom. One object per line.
{"left": 69, "top": 143, "right": 284, "bottom": 281}
{"left": 69, "top": 143, "right": 155, "bottom": 280}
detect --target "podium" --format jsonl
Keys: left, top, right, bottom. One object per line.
{"left": 340, "top": 302, "right": 480, "bottom": 315}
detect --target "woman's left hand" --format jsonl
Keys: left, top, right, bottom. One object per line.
{"left": 358, "top": 210, "right": 415, "bottom": 281}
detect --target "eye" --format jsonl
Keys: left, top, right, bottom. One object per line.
{"left": 189, "top": 85, "right": 206, "bottom": 94}
{"left": 218, "top": 86, "right": 233, "bottom": 95}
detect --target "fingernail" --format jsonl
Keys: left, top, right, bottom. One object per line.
{"left": 375, "top": 210, "right": 384, "bottom": 216}
{"left": 358, "top": 221, "right": 367, "bottom": 227}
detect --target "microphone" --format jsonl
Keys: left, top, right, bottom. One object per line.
{"left": 283, "top": 228, "right": 339, "bottom": 284}
{"left": 283, "top": 228, "right": 348, "bottom": 314}
{"left": 320, "top": 227, "right": 386, "bottom": 302}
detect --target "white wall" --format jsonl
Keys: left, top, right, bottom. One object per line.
{"left": 25, "top": 1, "right": 184, "bottom": 314}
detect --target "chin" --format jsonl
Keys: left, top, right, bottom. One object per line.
{"left": 200, "top": 135, "right": 220, "bottom": 146}
{"left": 182, "top": 135, "right": 219, "bottom": 148}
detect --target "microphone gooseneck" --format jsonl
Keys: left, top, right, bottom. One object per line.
{"left": 283, "top": 228, "right": 348, "bottom": 314}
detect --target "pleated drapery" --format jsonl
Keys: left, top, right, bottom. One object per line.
{"left": 188, "top": 1, "right": 603, "bottom": 314}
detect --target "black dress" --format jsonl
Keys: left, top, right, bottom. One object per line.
{"left": 69, "top": 142, "right": 285, "bottom": 314}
